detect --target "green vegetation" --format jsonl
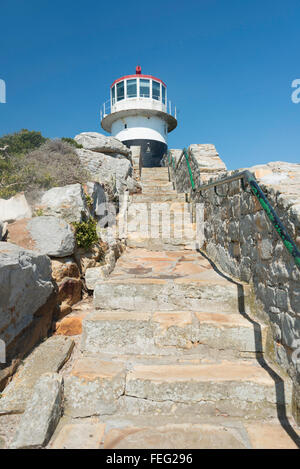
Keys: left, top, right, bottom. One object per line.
{"left": 72, "top": 218, "right": 98, "bottom": 249}
{"left": 0, "top": 130, "right": 90, "bottom": 199}
{"left": 0, "top": 129, "right": 46, "bottom": 156}
{"left": 61, "top": 137, "right": 83, "bottom": 149}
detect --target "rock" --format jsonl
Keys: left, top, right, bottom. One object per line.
{"left": 10, "top": 373, "right": 63, "bottom": 449}
{"left": 51, "top": 257, "right": 80, "bottom": 283}
{"left": 76, "top": 148, "right": 132, "bottom": 195}
{"left": 75, "top": 244, "right": 104, "bottom": 275}
{"left": 85, "top": 266, "right": 106, "bottom": 290}
{"left": 37, "top": 184, "right": 89, "bottom": 223}
{"left": 55, "top": 316, "right": 84, "bottom": 336}
{"left": 84, "top": 182, "right": 107, "bottom": 221}
{"left": 0, "top": 222, "right": 7, "bottom": 240}
{"left": 169, "top": 149, "right": 183, "bottom": 166}
{"left": 0, "top": 193, "right": 32, "bottom": 223}
{"left": 8, "top": 216, "right": 76, "bottom": 258}
{"left": 51, "top": 421, "right": 106, "bottom": 449}
{"left": 56, "top": 277, "right": 82, "bottom": 320}
{"left": 0, "top": 242, "right": 55, "bottom": 354}
{"left": 0, "top": 336, "right": 74, "bottom": 414}
{"left": 74, "top": 132, "right": 130, "bottom": 157}
{"left": 188, "top": 144, "right": 227, "bottom": 183}
{"left": 125, "top": 176, "right": 142, "bottom": 194}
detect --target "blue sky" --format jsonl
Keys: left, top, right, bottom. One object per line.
{"left": 0, "top": 0, "right": 299, "bottom": 169}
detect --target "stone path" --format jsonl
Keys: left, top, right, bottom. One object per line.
{"left": 1, "top": 167, "right": 299, "bottom": 449}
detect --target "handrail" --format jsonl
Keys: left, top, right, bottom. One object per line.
{"left": 168, "top": 149, "right": 195, "bottom": 190}
{"left": 167, "top": 153, "right": 300, "bottom": 270}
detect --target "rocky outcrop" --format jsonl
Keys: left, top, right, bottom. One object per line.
{"left": 37, "top": 184, "right": 89, "bottom": 223}
{"left": 51, "top": 257, "right": 80, "bottom": 283}
{"left": 0, "top": 222, "right": 7, "bottom": 241}
{"left": 74, "top": 132, "right": 130, "bottom": 157}
{"left": 84, "top": 182, "right": 107, "bottom": 221}
{"left": 76, "top": 148, "right": 133, "bottom": 195}
{"left": 0, "top": 193, "right": 32, "bottom": 223}
{"left": 0, "top": 243, "right": 57, "bottom": 380}
{"left": 10, "top": 373, "right": 63, "bottom": 449}
{"left": 8, "top": 216, "right": 76, "bottom": 258}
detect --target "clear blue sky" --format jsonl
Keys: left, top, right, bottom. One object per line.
{"left": 0, "top": 0, "right": 299, "bottom": 169}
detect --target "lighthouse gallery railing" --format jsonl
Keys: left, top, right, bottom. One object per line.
{"left": 167, "top": 149, "right": 300, "bottom": 270}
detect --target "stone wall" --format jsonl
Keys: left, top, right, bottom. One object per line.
{"left": 170, "top": 145, "right": 227, "bottom": 194}
{"left": 169, "top": 151, "right": 300, "bottom": 421}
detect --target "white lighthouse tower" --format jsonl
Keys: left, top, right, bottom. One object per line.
{"left": 100, "top": 66, "right": 177, "bottom": 167}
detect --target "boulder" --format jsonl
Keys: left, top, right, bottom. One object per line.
{"left": 51, "top": 257, "right": 80, "bottom": 283}
{"left": 0, "top": 242, "right": 55, "bottom": 354}
{"left": 37, "top": 184, "right": 89, "bottom": 223}
{"left": 0, "top": 193, "right": 32, "bottom": 223}
{"left": 0, "top": 222, "right": 7, "bottom": 240}
{"left": 10, "top": 373, "right": 63, "bottom": 449}
{"left": 188, "top": 144, "right": 227, "bottom": 181}
{"left": 75, "top": 244, "right": 104, "bottom": 275}
{"left": 76, "top": 148, "right": 132, "bottom": 195}
{"left": 84, "top": 182, "right": 107, "bottom": 221}
{"left": 8, "top": 216, "right": 76, "bottom": 258}
{"left": 56, "top": 277, "right": 83, "bottom": 320}
{"left": 74, "top": 132, "right": 130, "bottom": 157}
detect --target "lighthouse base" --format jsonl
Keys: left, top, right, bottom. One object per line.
{"left": 122, "top": 139, "right": 167, "bottom": 168}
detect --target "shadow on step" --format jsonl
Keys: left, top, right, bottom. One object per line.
{"left": 198, "top": 249, "right": 300, "bottom": 449}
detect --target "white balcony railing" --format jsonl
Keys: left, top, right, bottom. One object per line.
{"left": 100, "top": 96, "right": 177, "bottom": 121}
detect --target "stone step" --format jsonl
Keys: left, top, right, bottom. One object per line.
{"left": 93, "top": 276, "right": 240, "bottom": 312}
{"left": 63, "top": 357, "right": 292, "bottom": 419}
{"left": 124, "top": 361, "right": 292, "bottom": 419}
{"left": 81, "top": 310, "right": 266, "bottom": 356}
{"left": 100, "top": 418, "right": 299, "bottom": 449}
{"left": 131, "top": 193, "right": 185, "bottom": 203}
{"left": 50, "top": 414, "right": 299, "bottom": 449}
{"left": 142, "top": 183, "right": 174, "bottom": 191}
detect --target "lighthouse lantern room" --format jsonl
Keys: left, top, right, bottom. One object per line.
{"left": 101, "top": 66, "right": 177, "bottom": 167}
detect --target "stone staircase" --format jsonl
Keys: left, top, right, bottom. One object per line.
{"left": 54, "top": 167, "right": 298, "bottom": 449}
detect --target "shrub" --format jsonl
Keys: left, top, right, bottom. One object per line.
{"left": 61, "top": 137, "right": 83, "bottom": 149}
{"left": 0, "top": 137, "right": 91, "bottom": 199}
{"left": 0, "top": 129, "right": 46, "bottom": 156}
{"left": 72, "top": 218, "right": 98, "bottom": 249}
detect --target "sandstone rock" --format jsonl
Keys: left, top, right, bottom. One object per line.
{"left": 0, "top": 222, "right": 7, "bottom": 240}
{"left": 37, "top": 184, "right": 89, "bottom": 223}
{"left": 84, "top": 182, "right": 107, "bottom": 220}
{"left": 55, "top": 316, "right": 84, "bottom": 336}
{"left": 8, "top": 216, "right": 76, "bottom": 258}
{"left": 51, "top": 421, "right": 106, "bottom": 449}
{"left": 75, "top": 244, "right": 104, "bottom": 275}
{"left": 51, "top": 257, "right": 80, "bottom": 283}
{"left": 188, "top": 144, "right": 227, "bottom": 174}
{"left": 0, "top": 336, "right": 74, "bottom": 414}
{"left": 10, "top": 373, "right": 63, "bottom": 449}
{"left": 169, "top": 149, "right": 183, "bottom": 166}
{"left": 57, "top": 277, "right": 82, "bottom": 315}
{"left": 0, "top": 242, "right": 55, "bottom": 352}
{"left": 0, "top": 193, "right": 32, "bottom": 223}
{"left": 76, "top": 148, "right": 132, "bottom": 194}
{"left": 74, "top": 132, "right": 130, "bottom": 157}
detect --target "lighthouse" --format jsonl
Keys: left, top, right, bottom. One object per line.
{"left": 100, "top": 66, "right": 177, "bottom": 167}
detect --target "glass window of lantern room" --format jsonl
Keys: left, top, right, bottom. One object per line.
{"left": 140, "top": 79, "right": 150, "bottom": 98}
{"left": 127, "top": 79, "right": 137, "bottom": 98}
{"left": 152, "top": 81, "right": 160, "bottom": 100}
{"left": 111, "top": 86, "right": 115, "bottom": 105}
{"left": 117, "top": 81, "right": 124, "bottom": 101}
{"left": 162, "top": 85, "right": 166, "bottom": 104}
